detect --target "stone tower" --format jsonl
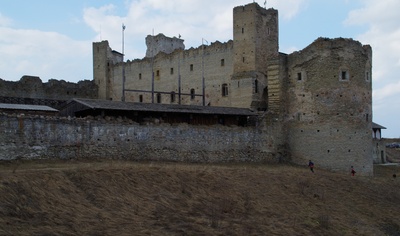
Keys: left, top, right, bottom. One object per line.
{"left": 92, "top": 40, "right": 123, "bottom": 100}
{"left": 231, "top": 3, "right": 279, "bottom": 111}
{"left": 286, "top": 38, "right": 373, "bottom": 175}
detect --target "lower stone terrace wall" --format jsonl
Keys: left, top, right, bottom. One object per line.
{"left": 0, "top": 114, "right": 276, "bottom": 163}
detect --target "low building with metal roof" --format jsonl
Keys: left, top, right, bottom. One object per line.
{"left": 0, "top": 103, "right": 58, "bottom": 116}
{"left": 59, "top": 98, "right": 257, "bottom": 126}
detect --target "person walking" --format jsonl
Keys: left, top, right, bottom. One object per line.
{"left": 351, "top": 166, "right": 356, "bottom": 176}
{"left": 308, "top": 160, "right": 314, "bottom": 173}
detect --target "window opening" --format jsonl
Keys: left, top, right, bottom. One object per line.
{"left": 222, "top": 83, "right": 228, "bottom": 96}
{"left": 254, "top": 79, "right": 258, "bottom": 94}
{"left": 170, "top": 68, "right": 174, "bottom": 75}
{"left": 190, "top": 64, "right": 193, "bottom": 71}
{"left": 341, "top": 70, "right": 348, "bottom": 80}
{"left": 139, "top": 95, "right": 143, "bottom": 103}
{"left": 190, "top": 89, "right": 195, "bottom": 100}
{"left": 297, "top": 72, "right": 302, "bottom": 81}
{"left": 139, "top": 73, "right": 142, "bottom": 80}
{"left": 157, "top": 93, "right": 161, "bottom": 103}
{"left": 170, "top": 92, "right": 176, "bottom": 103}
{"left": 221, "top": 59, "right": 225, "bottom": 66}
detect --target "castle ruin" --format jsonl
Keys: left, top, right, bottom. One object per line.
{"left": 92, "top": 3, "right": 373, "bottom": 174}
{"left": 0, "top": 2, "right": 374, "bottom": 175}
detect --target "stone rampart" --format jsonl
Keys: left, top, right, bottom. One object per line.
{"left": 0, "top": 114, "right": 277, "bottom": 163}
{"left": 0, "top": 76, "right": 98, "bottom": 105}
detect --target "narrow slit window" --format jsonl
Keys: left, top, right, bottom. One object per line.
{"left": 190, "top": 64, "right": 193, "bottom": 71}
{"left": 254, "top": 79, "right": 258, "bottom": 94}
{"left": 190, "top": 89, "right": 195, "bottom": 100}
{"left": 170, "top": 68, "right": 174, "bottom": 75}
{"left": 139, "top": 95, "right": 143, "bottom": 103}
{"left": 157, "top": 93, "right": 161, "bottom": 103}
{"left": 170, "top": 92, "right": 176, "bottom": 103}
{"left": 221, "top": 59, "right": 225, "bottom": 66}
{"left": 139, "top": 73, "right": 142, "bottom": 80}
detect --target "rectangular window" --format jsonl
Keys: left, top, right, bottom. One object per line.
{"left": 222, "top": 83, "right": 228, "bottom": 96}
{"left": 297, "top": 72, "right": 302, "bottom": 81}
{"left": 341, "top": 71, "right": 348, "bottom": 80}
{"left": 221, "top": 59, "right": 225, "bottom": 66}
{"left": 139, "top": 95, "right": 143, "bottom": 102}
{"left": 139, "top": 73, "right": 142, "bottom": 80}
{"left": 156, "top": 70, "right": 160, "bottom": 77}
{"left": 190, "top": 64, "right": 193, "bottom": 71}
{"left": 170, "top": 68, "right": 174, "bottom": 75}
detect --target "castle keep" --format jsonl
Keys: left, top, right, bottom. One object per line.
{"left": 0, "top": 3, "right": 373, "bottom": 175}
{"left": 92, "top": 3, "right": 373, "bottom": 174}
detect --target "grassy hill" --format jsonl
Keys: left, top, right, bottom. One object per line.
{"left": 1, "top": 160, "right": 399, "bottom": 235}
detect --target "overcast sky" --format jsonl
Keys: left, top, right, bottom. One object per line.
{"left": 0, "top": 0, "right": 399, "bottom": 138}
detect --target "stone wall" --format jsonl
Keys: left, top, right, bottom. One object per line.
{"left": 286, "top": 38, "right": 373, "bottom": 175}
{"left": 0, "top": 114, "right": 278, "bottom": 163}
{"left": 0, "top": 76, "right": 98, "bottom": 106}
{"left": 108, "top": 40, "right": 235, "bottom": 106}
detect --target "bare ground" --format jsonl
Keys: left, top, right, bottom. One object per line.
{"left": 0, "top": 160, "right": 399, "bottom": 236}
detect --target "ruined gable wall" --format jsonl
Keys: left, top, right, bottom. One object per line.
{"left": 285, "top": 38, "right": 373, "bottom": 175}
{"left": 145, "top": 34, "right": 185, "bottom": 58}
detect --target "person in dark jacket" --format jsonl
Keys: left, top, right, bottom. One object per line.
{"left": 308, "top": 160, "right": 314, "bottom": 173}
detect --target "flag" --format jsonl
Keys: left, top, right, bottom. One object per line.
{"left": 122, "top": 24, "right": 126, "bottom": 31}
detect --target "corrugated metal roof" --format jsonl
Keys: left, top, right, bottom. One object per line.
{"left": 68, "top": 98, "right": 256, "bottom": 116}
{"left": 0, "top": 103, "right": 58, "bottom": 112}
{"left": 372, "top": 122, "right": 386, "bottom": 129}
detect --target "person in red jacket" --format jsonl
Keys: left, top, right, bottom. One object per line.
{"left": 351, "top": 166, "right": 356, "bottom": 176}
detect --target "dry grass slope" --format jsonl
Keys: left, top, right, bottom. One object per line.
{"left": 0, "top": 160, "right": 399, "bottom": 236}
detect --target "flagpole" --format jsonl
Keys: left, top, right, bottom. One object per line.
{"left": 202, "top": 38, "right": 207, "bottom": 106}
{"left": 121, "top": 23, "right": 126, "bottom": 102}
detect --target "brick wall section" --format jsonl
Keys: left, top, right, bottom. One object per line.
{"left": 0, "top": 114, "right": 278, "bottom": 163}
